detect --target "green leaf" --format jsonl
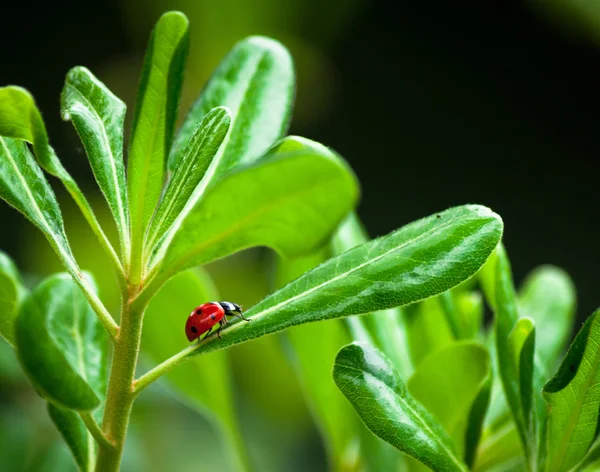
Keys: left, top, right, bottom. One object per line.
{"left": 454, "top": 290, "right": 484, "bottom": 340}
{"left": 518, "top": 265, "right": 576, "bottom": 371}
{"left": 0, "top": 86, "right": 124, "bottom": 287}
{"left": 47, "top": 404, "right": 94, "bottom": 472}
{"left": 170, "top": 35, "right": 294, "bottom": 174}
{"left": 475, "top": 423, "right": 524, "bottom": 471}
{"left": 333, "top": 342, "right": 469, "bottom": 471}
{"left": 0, "top": 251, "right": 27, "bottom": 346}
{"left": 142, "top": 268, "right": 249, "bottom": 472}
{"left": 407, "top": 342, "right": 491, "bottom": 460}
{"left": 543, "top": 309, "right": 600, "bottom": 472}
{"left": 0, "top": 138, "right": 78, "bottom": 276}
{"left": 402, "top": 297, "right": 455, "bottom": 369}
{"left": 439, "top": 288, "right": 484, "bottom": 340}
{"left": 61, "top": 66, "right": 129, "bottom": 254}
{"left": 0, "top": 102, "right": 119, "bottom": 338}
{"left": 331, "top": 212, "right": 413, "bottom": 380}
{"left": 0, "top": 85, "right": 61, "bottom": 174}
{"left": 181, "top": 205, "right": 502, "bottom": 359}
{"left": 144, "top": 106, "right": 231, "bottom": 257}
{"left": 15, "top": 273, "right": 108, "bottom": 410}
{"left": 148, "top": 136, "right": 358, "bottom": 287}
{"left": 491, "top": 246, "right": 547, "bottom": 470}
{"left": 128, "top": 11, "right": 189, "bottom": 280}
{"left": 276, "top": 250, "right": 360, "bottom": 469}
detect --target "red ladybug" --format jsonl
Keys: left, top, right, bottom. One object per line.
{"left": 185, "top": 301, "right": 250, "bottom": 342}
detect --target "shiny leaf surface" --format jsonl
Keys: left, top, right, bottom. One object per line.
{"left": 128, "top": 11, "right": 189, "bottom": 274}
{"left": 180, "top": 205, "right": 502, "bottom": 359}
{"left": 170, "top": 36, "right": 294, "bottom": 174}
{"left": 543, "top": 310, "right": 600, "bottom": 472}
{"left": 145, "top": 106, "right": 231, "bottom": 258}
{"left": 150, "top": 136, "right": 358, "bottom": 286}
{"left": 15, "top": 273, "right": 108, "bottom": 410}
{"left": 61, "top": 66, "right": 129, "bottom": 251}
{"left": 334, "top": 342, "right": 469, "bottom": 471}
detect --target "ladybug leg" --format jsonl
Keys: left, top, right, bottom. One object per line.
{"left": 228, "top": 310, "right": 251, "bottom": 322}
{"left": 216, "top": 318, "right": 227, "bottom": 340}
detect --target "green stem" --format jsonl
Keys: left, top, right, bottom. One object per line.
{"left": 95, "top": 288, "right": 146, "bottom": 472}
{"left": 132, "top": 343, "right": 197, "bottom": 397}
{"left": 80, "top": 412, "right": 114, "bottom": 450}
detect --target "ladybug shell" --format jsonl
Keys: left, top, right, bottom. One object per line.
{"left": 185, "top": 302, "right": 225, "bottom": 341}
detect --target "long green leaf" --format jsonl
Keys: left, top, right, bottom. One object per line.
{"left": 170, "top": 36, "right": 294, "bottom": 174}
{"left": 407, "top": 342, "right": 491, "bottom": 459}
{"left": 171, "top": 205, "right": 502, "bottom": 360}
{"left": 61, "top": 66, "right": 129, "bottom": 255}
{"left": 147, "top": 136, "right": 358, "bottom": 290}
{"left": 0, "top": 137, "right": 116, "bottom": 338}
{"left": 492, "top": 246, "right": 547, "bottom": 470}
{"left": 518, "top": 265, "right": 576, "bottom": 371}
{"left": 0, "top": 251, "right": 27, "bottom": 346}
{"left": 493, "top": 245, "right": 534, "bottom": 465}
{"left": 333, "top": 342, "right": 469, "bottom": 471}
{"left": 142, "top": 268, "right": 249, "bottom": 472}
{"left": 47, "top": 404, "right": 94, "bottom": 472}
{"left": 128, "top": 11, "right": 189, "bottom": 281}
{"left": 15, "top": 273, "right": 108, "bottom": 410}
{"left": 144, "top": 106, "right": 231, "bottom": 257}
{"left": 0, "top": 86, "right": 123, "bottom": 281}
{"left": 543, "top": 310, "right": 600, "bottom": 472}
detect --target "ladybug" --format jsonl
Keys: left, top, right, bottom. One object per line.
{"left": 185, "top": 301, "right": 250, "bottom": 342}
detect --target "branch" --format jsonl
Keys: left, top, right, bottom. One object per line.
{"left": 132, "top": 344, "right": 198, "bottom": 396}
{"left": 79, "top": 412, "right": 114, "bottom": 450}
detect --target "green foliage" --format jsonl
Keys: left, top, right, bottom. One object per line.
{"left": 148, "top": 136, "right": 358, "bottom": 286}
{"left": 407, "top": 342, "right": 490, "bottom": 459}
{"left": 175, "top": 205, "right": 502, "bottom": 359}
{"left": 128, "top": 11, "right": 189, "bottom": 281}
{"left": 47, "top": 404, "right": 94, "bottom": 472}
{"left": 61, "top": 66, "right": 130, "bottom": 256}
{"left": 15, "top": 273, "right": 108, "bottom": 411}
{"left": 0, "top": 251, "right": 27, "bottom": 346}
{"left": 334, "top": 342, "right": 470, "bottom": 471}
{"left": 169, "top": 36, "right": 294, "bottom": 174}
{"left": 144, "top": 106, "right": 231, "bottom": 256}
{"left": 543, "top": 310, "right": 600, "bottom": 472}
{"left": 14, "top": 9, "right": 600, "bottom": 472}
{"left": 142, "top": 268, "right": 249, "bottom": 472}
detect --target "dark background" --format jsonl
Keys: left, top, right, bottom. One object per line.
{"left": 0, "top": 0, "right": 598, "bottom": 317}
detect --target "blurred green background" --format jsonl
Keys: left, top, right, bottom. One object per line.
{"left": 1, "top": 0, "right": 600, "bottom": 470}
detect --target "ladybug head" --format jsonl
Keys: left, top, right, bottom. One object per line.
{"left": 185, "top": 312, "right": 201, "bottom": 342}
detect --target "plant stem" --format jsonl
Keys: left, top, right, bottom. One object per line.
{"left": 132, "top": 343, "right": 197, "bottom": 397}
{"left": 95, "top": 287, "right": 145, "bottom": 472}
{"left": 80, "top": 412, "right": 114, "bottom": 450}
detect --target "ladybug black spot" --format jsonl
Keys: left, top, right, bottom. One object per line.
{"left": 211, "top": 314, "right": 216, "bottom": 320}
{"left": 195, "top": 309, "right": 202, "bottom": 315}
{"left": 190, "top": 326, "right": 198, "bottom": 334}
